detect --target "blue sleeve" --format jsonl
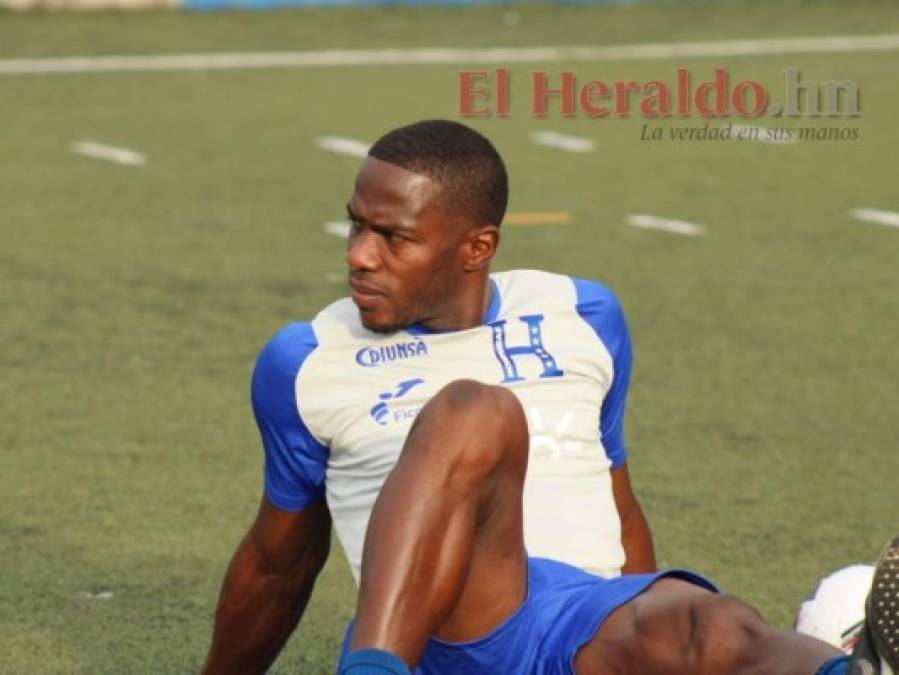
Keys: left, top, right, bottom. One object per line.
{"left": 251, "top": 322, "right": 329, "bottom": 511}
{"left": 572, "top": 278, "right": 633, "bottom": 468}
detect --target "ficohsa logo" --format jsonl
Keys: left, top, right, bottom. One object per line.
{"left": 355, "top": 339, "right": 428, "bottom": 367}
{"left": 370, "top": 379, "right": 426, "bottom": 426}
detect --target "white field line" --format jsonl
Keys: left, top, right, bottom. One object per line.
{"left": 727, "top": 124, "right": 797, "bottom": 144}
{"left": 76, "top": 590, "right": 114, "bottom": 600}
{"left": 316, "top": 135, "right": 370, "bottom": 158}
{"left": 3, "top": 34, "right": 899, "bottom": 75}
{"left": 531, "top": 131, "right": 594, "bottom": 153}
{"left": 324, "top": 220, "right": 351, "bottom": 238}
{"left": 627, "top": 213, "right": 705, "bottom": 237}
{"left": 70, "top": 141, "right": 146, "bottom": 166}
{"left": 850, "top": 208, "right": 899, "bottom": 229}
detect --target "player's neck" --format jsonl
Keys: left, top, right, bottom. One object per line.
{"left": 415, "top": 276, "right": 493, "bottom": 333}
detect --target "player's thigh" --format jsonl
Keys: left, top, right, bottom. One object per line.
{"left": 414, "top": 380, "right": 530, "bottom": 642}
{"left": 574, "top": 578, "right": 760, "bottom": 675}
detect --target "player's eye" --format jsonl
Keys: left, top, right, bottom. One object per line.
{"left": 375, "top": 228, "right": 406, "bottom": 244}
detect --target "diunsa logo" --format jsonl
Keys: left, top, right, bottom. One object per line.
{"left": 355, "top": 339, "right": 428, "bottom": 367}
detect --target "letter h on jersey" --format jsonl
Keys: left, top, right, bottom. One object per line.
{"left": 488, "top": 315, "right": 564, "bottom": 383}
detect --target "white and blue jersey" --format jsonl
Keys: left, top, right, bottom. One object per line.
{"left": 252, "top": 269, "right": 633, "bottom": 582}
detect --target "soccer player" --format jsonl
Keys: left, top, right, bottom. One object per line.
{"left": 201, "top": 120, "right": 897, "bottom": 675}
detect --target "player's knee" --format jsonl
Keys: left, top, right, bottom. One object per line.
{"left": 431, "top": 378, "right": 494, "bottom": 409}
{"left": 420, "top": 379, "right": 528, "bottom": 467}
{"left": 690, "top": 594, "right": 767, "bottom": 674}
{"left": 430, "top": 380, "right": 524, "bottom": 430}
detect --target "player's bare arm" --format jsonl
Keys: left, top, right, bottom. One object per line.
{"left": 201, "top": 496, "right": 331, "bottom": 675}
{"left": 610, "top": 463, "right": 657, "bottom": 574}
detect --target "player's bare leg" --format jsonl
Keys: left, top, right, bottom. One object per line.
{"left": 576, "top": 536, "right": 899, "bottom": 675}
{"left": 347, "top": 379, "right": 529, "bottom": 668}
{"left": 341, "top": 377, "right": 872, "bottom": 675}
{"left": 574, "top": 577, "right": 843, "bottom": 675}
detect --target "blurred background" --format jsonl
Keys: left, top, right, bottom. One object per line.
{"left": 2, "top": 0, "right": 898, "bottom": 672}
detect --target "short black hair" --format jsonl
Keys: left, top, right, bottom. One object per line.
{"left": 368, "top": 119, "right": 508, "bottom": 228}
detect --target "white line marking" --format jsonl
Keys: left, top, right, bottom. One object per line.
{"left": 850, "top": 208, "right": 899, "bottom": 229}
{"left": 324, "top": 220, "right": 351, "bottom": 238}
{"left": 531, "top": 131, "right": 594, "bottom": 153}
{"left": 70, "top": 141, "right": 146, "bottom": 166}
{"left": 627, "top": 213, "right": 705, "bottom": 237}
{"left": 728, "top": 124, "right": 797, "bottom": 144}
{"left": 3, "top": 34, "right": 899, "bottom": 75}
{"left": 316, "top": 135, "right": 370, "bottom": 158}
{"left": 77, "top": 590, "right": 114, "bottom": 600}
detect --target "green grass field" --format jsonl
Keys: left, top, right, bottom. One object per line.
{"left": 2, "top": 1, "right": 898, "bottom": 672}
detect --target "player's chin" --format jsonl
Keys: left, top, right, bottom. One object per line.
{"left": 357, "top": 307, "right": 402, "bottom": 334}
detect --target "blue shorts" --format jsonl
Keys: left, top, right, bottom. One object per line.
{"left": 340, "top": 556, "right": 717, "bottom": 675}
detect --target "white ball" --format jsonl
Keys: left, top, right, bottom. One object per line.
{"left": 796, "top": 564, "right": 874, "bottom": 654}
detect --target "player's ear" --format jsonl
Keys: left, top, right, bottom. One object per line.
{"left": 462, "top": 224, "right": 499, "bottom": 272}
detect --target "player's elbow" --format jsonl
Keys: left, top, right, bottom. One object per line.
{"left": 297, "top": 532, "right": 331, "bottom": 584}
{"left": 219, "top": 530, "right": 331, "bottom": 622}
{"left": 620, "top": 502, "right": 656, "bottom": 574}
{"left": 257, "top": 530, "right": 331, "bottom": 593}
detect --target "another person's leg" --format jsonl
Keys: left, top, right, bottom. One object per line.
{"left": 344, "top": 380, "right": 530, "bottom": 672}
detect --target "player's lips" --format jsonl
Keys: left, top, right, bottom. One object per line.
{"left": 349, "top": 279, "right": 386, "bottom": 307}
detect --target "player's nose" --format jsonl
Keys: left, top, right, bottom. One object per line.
{"left": 346, "top": 227, "right": 381, "bottom": 271}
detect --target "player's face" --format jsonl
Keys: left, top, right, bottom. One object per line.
{"left": 346, "top": 157, "right": 470, "bottom": 333}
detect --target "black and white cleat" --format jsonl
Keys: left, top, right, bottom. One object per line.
{"left": 850, "top": 536, "right": 899, "bottom": 675}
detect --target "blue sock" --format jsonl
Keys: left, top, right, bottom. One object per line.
{"left": 815, "top": 655, "right": 849, "bottom": 675}
{"left": 339, "top": 648, "right": 411, "bottom": 675}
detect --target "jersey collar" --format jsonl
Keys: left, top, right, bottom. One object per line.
{"left": 404, "top": 278, "right": 500, "bottom": 336}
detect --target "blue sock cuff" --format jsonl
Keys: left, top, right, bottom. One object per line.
{"left": 816, "top": 655, "right": 849, "bottom": 675}
{"left": 339, "top": 648, "right": 411, "bottom": 675}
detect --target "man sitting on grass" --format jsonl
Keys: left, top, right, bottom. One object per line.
{"left": 201, "top": 119, "right": 897, "bottom": 675}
